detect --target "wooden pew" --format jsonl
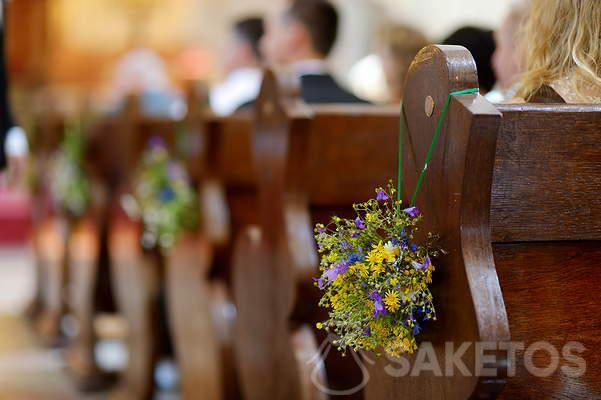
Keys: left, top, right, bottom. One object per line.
{"left": 363, "top": 45, "right": 601, "bottom": 399}
{"left": 230, "top": 69, "right": 400, "bottom": 399}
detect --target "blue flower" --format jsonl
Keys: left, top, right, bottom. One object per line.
{"left": 355, "top": 217, "right": 366, "bottom": 230}
{"left": 363, "top": 327, "right": 371, "bottom": 337}
{"left": 412, "top": 322, "right": 422, "bottom": 336}
{"left": 409, "top": 244, "right": 418, "bottom": 252}
{"left": 158, "top": 186, "right": 175, "bottom": 203}
{"left": 376, "top": 189, "right": 390, "bottom": 201}
{"left": 403, "top": 206, "right": 421, "bottom": 218}
{"left": 347, "top": 253, "right": 363, "bottom": 264}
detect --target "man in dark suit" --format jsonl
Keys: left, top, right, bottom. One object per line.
{"left": 0, "top": 0, "right": 13, "bottom": 169}
{"left": 261, "top": 0, "right": 367, "bottom": 104}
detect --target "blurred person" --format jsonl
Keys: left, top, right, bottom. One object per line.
{"left": 517, "top": 0, "right": 601, "bottom": 103}
{"left": 1, "top": 0, "right": 28, "bottom": 183}
{"left": 443, "top": 27, "right": 496, "bottom": 93}
{"left": 107, "top": 48, "right": 186, "bottom": 118}
{"left": 378, "top": 24, "right": 429, "bottom": 103}
{"left": 487, "top": 1, "right": 529, "bottom": 102}
{"left": 210, "top": 17, "right": 264, "bottom": 116}
{"left": 261, "top": 0, "right": 367, "bottom": 104}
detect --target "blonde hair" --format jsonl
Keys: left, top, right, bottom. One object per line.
{"left": 379, "top": 24, "right": 429, "bottom": 101}
{"left": 517, "top": 0, "right": 601, "bottom": 101}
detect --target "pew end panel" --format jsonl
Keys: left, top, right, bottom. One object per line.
{"left": 365, "top": 45, "right": 510, "bottom": 400}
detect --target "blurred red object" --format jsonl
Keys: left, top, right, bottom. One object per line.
{"left": 0, "top": 188, "right": 32, "bottom": 243}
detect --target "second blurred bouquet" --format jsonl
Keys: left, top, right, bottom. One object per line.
{"left": 122, "top": 136, "right": 200, "bottom": 252}
{"left": 49, "top": 123, "right": 91, "bottom": 218}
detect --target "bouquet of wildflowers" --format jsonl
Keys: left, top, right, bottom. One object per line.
{"left": 49, "top": 126, "right": 90, "bottom": 217}
{"left": 123, "top": 137, "right": 199, "bottom": 252}
{"left": 314, "top": 183, "right": 440, "bottom": 358}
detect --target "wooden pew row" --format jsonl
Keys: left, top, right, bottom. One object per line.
{"left": 365, "top": 46, "right": 601, "bottom": 398}
{"left": 233, "top": 45, "right": 601, "bottom": 400}
{"left": 230, "top": 70, "right": 399, "bottom": 399}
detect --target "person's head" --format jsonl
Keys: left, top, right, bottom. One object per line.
{"left": 517, "top": 0, "right": 601, "bottom": 101}
{"left": 492, "top": 2, "right": 529, "bottom": 90}
{"left": 443, "top": 27, "right": 496, "bottom": 93}
{"left": 222, "top": 17, "right": 264, "bottom": 74}
{"left": 261, "top": 0, "right": 339, "bottom": 66}
{"left": 378, "top": 24, "right": 429, "bottom": 102}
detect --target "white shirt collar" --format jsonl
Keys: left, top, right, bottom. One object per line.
{"left": 210, "top": 67, "right": 262, "bottom": 116}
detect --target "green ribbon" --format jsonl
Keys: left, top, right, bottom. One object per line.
{"left": 397, "top": 88, "right": 479, "bottom": 208}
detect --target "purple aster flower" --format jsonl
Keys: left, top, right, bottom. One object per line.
{"left": 355, "top": 217, "right": 366, "bottom": 230}
{"left": 412, "top": 260, "right": 425, "bottom": 270}
{"left": 313, "top": 277, "right": 326, "bottom": 290}
{"left": 412, "top": 322, "right": 422, "bottom": 336}
{"left": 376, "top": 189, "right": 389, "bottom": 201}
{"left": 403, "top": 206, "right": 421, "bottom": 218}
{"left": 167, "top": 162, "right": 186, "bottom": 181}
{"left": 370, "top": 290, "right": 388, "bottom": 318}
{"left": 148, "top": 135, "right": 166, "bottom": 149}
{"left": 322, "top": 261, "right": 349, "bottom": 283}
{"left": 424, "top": 255, "right": 432, "bottom": 269}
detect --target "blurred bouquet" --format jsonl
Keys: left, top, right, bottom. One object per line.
{"left": 314, "top": 183, "right": 440, "bottom": 358}
{"left": 123, "top": 136, "right": 199, "bottom": 251}
{"left": 49, "top": 124, "right": 90, "bottom": 217}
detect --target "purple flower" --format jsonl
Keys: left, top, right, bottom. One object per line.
{"left": 411, "top": 256, "right": 431, "bottom": 271}
{"left": 412, "top": 322, "right": 422, "bottom": 336}
{"left": 322, "top": 261, "right": 349, "bottom": 284}
{"left": 350, "top": 231, "right": 360, "bottom": 238}
{"left": 363, "top": 327, "right": 371, "bottom": 337}
{"left": 376, "top": 189, "right": 389, "bottom": 201}
{"left": 341, "top": 241, "right": 350, "bottom": 250}
{"left": 409, "top": 244, "right": 418, "bottom": 252}
{"left": 355, "top": 217, "right": 366, "bottom": 230}
{"left": 370, "top": 290, "right": 388, "bottom": 318}
{"left": 424, "top": 256, "right": 432, "bottom": 269}
{"left": 168, "top": 162, "right": 186, "bottom": 181}
{"left": 403, "top": 206, "right": 421, "bottom": 218}
{"left": 314, "top": 277, "right": 325, "bottom": 290}
{"left": 148, "top": 135, "right": 166, "bottom": 149}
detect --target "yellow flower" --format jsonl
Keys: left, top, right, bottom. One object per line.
{"left": 371, "top": 262, "right": 385, "bottom": 276}
{"left": 316, "top": 322, "right": 323, "bottom": 329}
{"left": 384, "top": 290, "right": 400, "bottom": 312}
{"left": 366, "top": 250, "right": 383, "bottom": 266}
{"left": 366, "top": 213, "right": 378, "bottom": 223}
{"left": 352, "top": 262, "right": 369, "bottom": 277}
{"left": 390, "top": 277, "right": 398, "bottom": 286}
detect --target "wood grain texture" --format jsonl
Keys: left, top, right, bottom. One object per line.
{"left": 491, "top": 104, "right": 601, "bottom": 242}
{"left": 494, "top": 242, "right": 601, "bottom": 399}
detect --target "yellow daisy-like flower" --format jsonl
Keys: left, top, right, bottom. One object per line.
{"left": 366, "top": 250, "right": 383, "bottom": 266}
{"left": 384, "top": 290, "right": 400, "bottom": 312}
{"left": 390, "top": 277, "right": 398, "bottom": 286}
{"left": 371, "top": 262, "right": 385, "bottom": 276}
{"left": 352, "top": 262, "right": 369, "bottom": 277}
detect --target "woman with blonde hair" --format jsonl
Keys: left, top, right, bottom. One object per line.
{"left": 517, "top": 0, "right": 601, "bottom": 103}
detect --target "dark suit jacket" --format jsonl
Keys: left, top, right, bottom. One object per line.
{"left": 0, "top": 2, "right": 13, "bottom": 168}
{"left": 300, "top": 73, "right": 368, "bottom": 104}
